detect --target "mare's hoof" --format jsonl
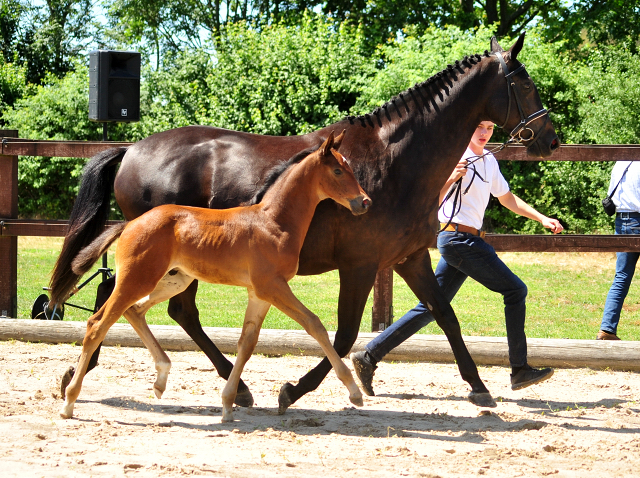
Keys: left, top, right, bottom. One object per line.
{"left": 234, "top": 388, "right": 254, "bottom": 408}
{"left": 153, "top": 386, "right": 164, "bottom": 399}
{"left": 468, "top": 391, "right": 497, "bottom": 408}
{"left": 278, "top": 382, "right": 295, "bottom": 415}
{"left": 60, "top": 366, "right": 75, "bottom": 400}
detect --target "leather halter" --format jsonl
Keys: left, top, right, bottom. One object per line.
{"left": 494, "top": 52, "right": 549, "bottom": 145}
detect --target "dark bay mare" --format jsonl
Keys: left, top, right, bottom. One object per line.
{"left": 51, "top": 34, "right": 559, "bottom": 412}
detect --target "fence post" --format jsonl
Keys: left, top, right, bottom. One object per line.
{"left": 0, "top": 130, "right": 18, "bottom": 318}
{"left": 371, "top": 268, "right": 393, "bottom": 332}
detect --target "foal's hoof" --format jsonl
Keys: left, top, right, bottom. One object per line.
{"left": 60, "top": 366, "right": 75, "bottom": 400}
{"left": 234, "top": 388, "right": 254, "bottom": 408}
{"left": 278, "top": 382, "right": 295, "bottom": 415}
{"left": 59, "top": 402, "right": 74, "bottom": 419}
{"left": 468, "top": 391, "right": 497, "bottom": 408}
{"left": 350, "top": 393, "right": 364, "bottom": 407}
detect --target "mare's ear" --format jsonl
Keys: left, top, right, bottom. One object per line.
{"left": 321, "top": 131, "right": 335, "bottom": 156}
{"left": 490, "top": 36, "right": 504, "bottom": 53}
{"left": 507, "top": 32, "right": 525, "bottom": 62}
{"left": 333, "top": 129, "right": 346, "bottom": 150}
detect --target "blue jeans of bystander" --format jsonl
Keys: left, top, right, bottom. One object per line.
{"left": 366, "top": 230, "right": 529, "bottom": 367}
{"left": 600, "top": 213, "right": 640, "bottom": 335}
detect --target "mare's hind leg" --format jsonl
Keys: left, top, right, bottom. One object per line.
{"left": 168, "top": 281, "right": 254, "bottom": 407}
{"left": 256, "top": 279, "right": 363, "bottom": 413}
{"left": 221, "top": 290, "right": 271, "bottom": 422}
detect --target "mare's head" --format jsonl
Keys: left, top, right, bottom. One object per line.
{"left": 316, "top": 131, "right": 371, "bottom": 215}
{"left": 486, "top": 34, "right": 560, "bottom": 158}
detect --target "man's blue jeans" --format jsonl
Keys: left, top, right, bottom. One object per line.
{"left": 366, "top": 230, "right": 529, "bottom": 367}
{"left": 600, "top": 214, "right": 640, "bottom": 335}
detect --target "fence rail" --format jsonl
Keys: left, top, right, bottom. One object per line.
{"left": 2, "top": 134, "right": 640, "bottom": 329}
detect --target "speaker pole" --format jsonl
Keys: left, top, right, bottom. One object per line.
{"left": 101, "top": 121, "right": 109, "bottom": 282}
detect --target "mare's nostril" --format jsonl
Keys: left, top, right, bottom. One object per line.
{"left": 550, "top": 138, "right": 560, "bottom": 150}
{"left": 362, "top": 198, "right": 371, "bottom": 209}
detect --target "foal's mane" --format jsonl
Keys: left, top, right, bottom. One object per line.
{"left": 346, "top": 50, "right": 493, "bottom": 126}
{"left": 248, "top": 144, "right": 321, "bottom": 205}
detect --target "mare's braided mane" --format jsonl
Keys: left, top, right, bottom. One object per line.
{"left": 345, "top": 50, "right": 493, "bottom": 126}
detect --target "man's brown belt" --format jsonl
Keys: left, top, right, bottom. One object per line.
{"left": 440, "top": 223, "right": 486, "bottom": 238}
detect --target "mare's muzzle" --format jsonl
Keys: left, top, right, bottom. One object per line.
{"left": 349, "top": 196, "right": 371, "bottom": 215}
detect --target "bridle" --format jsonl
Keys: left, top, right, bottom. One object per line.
{"left": 494, "top": 52, "right": 549, "bottom": 146}
{"left": 436, "top": 52, "right": 551, "bottom": 233}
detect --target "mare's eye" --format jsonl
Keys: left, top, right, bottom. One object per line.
{"left": 334, "top": 168, "right": 343, "bottom": 176}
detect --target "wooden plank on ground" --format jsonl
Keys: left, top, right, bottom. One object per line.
{"left": 0, "top": 319, "right": 638, "bottom": 372}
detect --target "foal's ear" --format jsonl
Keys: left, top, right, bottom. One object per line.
{"left": 490, "top": 36, "right": 504, "bottom": 53}
{"left": 333, "top": 129, "right": 346, "bottom": 150}
{"left": 507, "top": 32, "right": 526, "bottom": 61}
{"left": 321, "top": 131, "right": 335, "bottom": 156}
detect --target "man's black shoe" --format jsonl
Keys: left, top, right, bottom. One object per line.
{"left": 511, "top": 365, "right": 554, "bottom": 391}
{"left": 350, "top": 351, "right": 377, "bottom": 396}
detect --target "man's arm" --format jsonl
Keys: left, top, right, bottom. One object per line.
{"left": 439, "top": 159, "right": 468, "bottom": 204}
{"left": 497, "top": 192, "right": 564, "bottom": 234}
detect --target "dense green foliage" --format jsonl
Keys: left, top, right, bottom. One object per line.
{"left": 1, "top": 2, "right": 640, "bottom": 231}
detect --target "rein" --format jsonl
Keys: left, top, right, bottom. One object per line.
{"left": 436, "top": 53, "right": 550, "bottom": 234}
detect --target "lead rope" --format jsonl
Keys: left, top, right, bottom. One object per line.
{"left": 436, "top": 140, "right": 515, "bottom": 234}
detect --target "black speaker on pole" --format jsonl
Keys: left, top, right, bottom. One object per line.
{"left": 89, "top": 50, "right": 140, "bottom": 122}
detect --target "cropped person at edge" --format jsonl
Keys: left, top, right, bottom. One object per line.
{"left": 598, "top": 161, "right": 640, "bottom": 341}
{"left": 351, "top": 121, "right": 564, "bottom": 396}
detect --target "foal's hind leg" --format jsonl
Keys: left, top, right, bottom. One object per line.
{"left": 123, "top": 306, "right": 172, "bottom": 399}
{"left": 221, "top": 290, "right": 271, "bottom": 422}
{"left": 255, "top": 279, "right": 363, "bottom": 412}
{"left": 60, "top": 303, "right": 128, "bottom": 419}
{"left": 122, "top": 271, "right": 197, "bottom": 398}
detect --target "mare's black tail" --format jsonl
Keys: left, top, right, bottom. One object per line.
{"left": 49, "top": 147, "right": 128, "bottom": 305}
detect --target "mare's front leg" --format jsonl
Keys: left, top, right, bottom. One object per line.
{"left": 168, "top": 281, "right": 254, "bottom": 407}
{"left": 394, "top": 250, "right": 495, "bottom": 407}
{"left": 278, "top": 265, "right": 378, "bottom": 413}
{"left": 260, "top": 278, "right": 365, "bottom": 414}
{"left": 221, "top": 290, "right": 271, "bottom": 422}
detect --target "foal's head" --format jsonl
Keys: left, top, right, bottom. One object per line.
{"left": 316, "top": 131, "right": 371, "bottom": 216}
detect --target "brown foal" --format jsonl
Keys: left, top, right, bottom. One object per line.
{"left": 60, "top": 131, "right": 371, "bottom": 422}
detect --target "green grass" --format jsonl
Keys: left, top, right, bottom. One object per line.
{"left": 16, "top": 237, "right": 640, "bottom": 340}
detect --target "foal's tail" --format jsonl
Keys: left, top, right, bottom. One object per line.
{"left": 71, "top": 222, "right": 127, "bottom": 278}
{"left": 49, "top": 147, "right": 128, "bottom": 305}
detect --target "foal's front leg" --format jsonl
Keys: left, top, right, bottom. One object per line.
{"left": 221, "top": 290, "right": 271, "bottom": 422}
{"left": 257, "top": 279, "right": 363, "bottom": 411}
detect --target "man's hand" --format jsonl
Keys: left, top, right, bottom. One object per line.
{"left": 542, "top": 217, "right": 564, "bottom": 234}
{"left": 449, "top": 158, "right": 468, "bottom": 183}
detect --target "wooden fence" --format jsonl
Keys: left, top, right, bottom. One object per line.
{"left": 2, "top": 130, "right": 640, "bottom": 329}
